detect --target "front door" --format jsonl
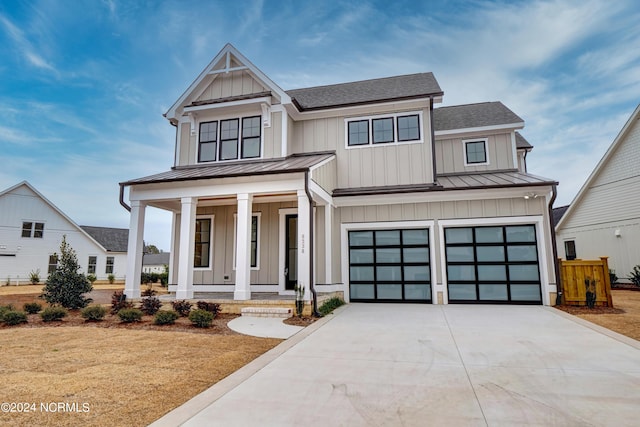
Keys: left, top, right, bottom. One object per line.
{"left": 285, "top": 214, "right": 298, "bottom": 290}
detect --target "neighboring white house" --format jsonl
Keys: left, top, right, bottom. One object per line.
{"left": 0, "top": 181, "right": 128, "bottom": 284}
{"left": 556, "top": 104, "right": 640, "bottom": 281}
{"left": 120, "top": 43, "right": 558, "bottom": 306}
{"left": 142, "top": 252, "right": 170, "bottom": 274}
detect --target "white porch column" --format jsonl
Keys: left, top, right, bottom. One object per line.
{"left": 324, "top": 204, "right": 333, "bottom": 284}
{"left": 297, "top": 190, "right": 311, "bottom": 301}
{"left": 234, "top": 193, "right": 253, "bottom": 300}
{"left": 169, "top": 211, "right": 179, "bottom": 285}
{"left": 124, "top": 201, "right": 146, "bottom": 299}
{"left": 176, "top": 197, "right": 196, "bottom": 299}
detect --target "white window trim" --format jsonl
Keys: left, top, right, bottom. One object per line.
{"left": 462, "top": 138, "right": 490, "bottom": 166}
{"left": 344, "top": 110, "right": 424, "bottom": 150}
{"left": 87, "top": 255, "right": 98, "bottom": 275}
{"left": 340, "top": 220, "right": 437, "bottom": 303}
{"left": 232, "top": 212, "right": 261, "bottom": 271}
{"left": 105, "top": 256, "right": 115, "bottom": 275}
{"left": 437, "top": 216, "right": 550, "bottom": 306}
{"left": 195, "top": 114, "right": 264, "bottom": 164}
{"left": 194, "top": 214, "right": 215, "bottom": 271}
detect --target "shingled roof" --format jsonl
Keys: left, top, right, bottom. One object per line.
{"left": 80, "top": 226, "right": 129, "bottom": 252}
{"left": 434, "top": 102, "right": 523, "bottom": 132}
{"left": 515, "top": 131, "right": 533, "bottom": 150}
{"left": 286, "top": 73, "right": 443, "bottom": 111}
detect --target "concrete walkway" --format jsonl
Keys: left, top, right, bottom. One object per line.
{"left": 227, "top": 316, "right": 303, "bottom": 339}
{"left": 152, "top": 304, "right": 640, "bottom": 426}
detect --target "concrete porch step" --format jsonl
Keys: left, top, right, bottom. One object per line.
{"left": 241, "top": 307, "right": 293, "bottom": 318}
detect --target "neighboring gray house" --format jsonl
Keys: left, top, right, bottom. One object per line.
{"left": 143, "top": 252, "right": 170, "bottom": 274}
{"left": 556, "top": 104, "right": 640, "bottom": 279}
{"left": 120, "top": 43, "right": 558, "bottom": 306}
{"left": 0, "top": 181, "right": 128, "bottom": 283}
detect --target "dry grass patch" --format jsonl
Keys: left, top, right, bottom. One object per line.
{"left": 556, "top": 289, "right": 640, "bottom": 341}
{"left": 0, "top": 327, "right": 280, "bottom": 427}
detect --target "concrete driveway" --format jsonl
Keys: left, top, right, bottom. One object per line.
{"left": 153, "top": 304, "right": 640, "bottom": 426}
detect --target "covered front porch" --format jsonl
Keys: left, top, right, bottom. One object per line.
{"left": 120, "top": 153, "right": 339, "bottom": 304}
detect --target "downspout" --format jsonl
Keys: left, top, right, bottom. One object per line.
{"left": 429, "top": 97, "right": 438, "bottom": 184}
{"left": 304, "top": 170, "right": 321, "bottom": 317}
{"left": 548, "top": 184, "right": 562, "bottom": 305}
{"left": 119, "top": 183, "right": 131, "bottom": 212}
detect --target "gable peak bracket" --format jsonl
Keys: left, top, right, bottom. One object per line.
{"left": 261, "top": 103, "right": 271, "bottom": 128}
{"left": 188, "top": 112, "right": 197, "bottom": 135}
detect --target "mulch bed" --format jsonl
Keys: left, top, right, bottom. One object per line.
{"left": 555, "top": 305, "right": 626, "bottom": 315}
{"left": 283, "top": 315, "right": 317, "bottom": 326}
{"left": 0, "top": 311, "right": 242, "bottom": 335}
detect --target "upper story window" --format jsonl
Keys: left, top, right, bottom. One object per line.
{"left": 22, "top": 221, "right": 44, "bottom": 238}
{"left": 463, "top": 139, "right": 489, "bottom": 166}
{"left": 198, "top": 115, "right": 261, "bottom": 163}
{"left": 346, "top": 111, "right": 423, "bottom": 148}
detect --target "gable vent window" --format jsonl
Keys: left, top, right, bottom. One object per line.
{"left": 22, "top": 221, "right": 44, "bottom": 238}
{"left": 346, "top": 111, "right": 423, "bottom": 148}
{"left": 198, "top": 115, "right": 261, "bottom": 163}
{"left": 464, "top": 139, "right": 489, "bottom": 165}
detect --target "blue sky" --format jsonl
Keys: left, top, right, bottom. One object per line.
{"left": 1, "top": 0, "right": 639, "bottom": 251}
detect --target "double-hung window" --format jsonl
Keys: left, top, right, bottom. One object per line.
{"left": 198, "top": 115, "right": 261, "bottom": 162}
{"left": 346, "top": 112, "right": 422, "bottom": 147}
{"left": 105, "top": 257, "right": 114, "bottom": 274}
{"left": 48, "top": 254, "right": 58, "bottom": 274}
{"left": 464, "top": 139, "right": 489, "bottom": 165}
{"left": 198, "top": 121, "right": 218, "bottom": 162}
{"left": 88, "top": 256, "right": 97, "bottom": 274}
{"left": 194, "top": 217, "right": 213, "bottom": 269}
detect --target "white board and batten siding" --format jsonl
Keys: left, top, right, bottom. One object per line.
{"left": 0, "top": 183, "right": 126, "bottom": 284}
{"left": 557, "top": 114, "right": 640, "bottom": 278}
{"left": 435, "top": 132, "right": 515, "bottom": 174}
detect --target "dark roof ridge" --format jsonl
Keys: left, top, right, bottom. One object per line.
{"left": 435, "top": 101, "right": 504, "bottom": 110}
{"left": 285, "top": 72, "right": 436, "bottom": 92}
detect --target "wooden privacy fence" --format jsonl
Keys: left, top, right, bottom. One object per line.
{"left": 559, "top": 257, "right": 613, "bottom": 307}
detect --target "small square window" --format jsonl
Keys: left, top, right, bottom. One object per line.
{"left": 465, "top": 140, "right": 488, "bottom": 164}
{"left": 372, "top": 118, "right": 394, "bottom": 144}
{"left": 348, "top": 120, "right": 369, "bottom": 146}
{"left": 397, "top": 115, "right": 420, "bottom": 141}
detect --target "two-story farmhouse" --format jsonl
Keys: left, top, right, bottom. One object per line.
{"left": 120, "top": 44, "right": 558, "bottom": 306}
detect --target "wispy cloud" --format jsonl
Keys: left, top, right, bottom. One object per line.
{"left": 0, "top": 14, "right": 58, "bottom": 75}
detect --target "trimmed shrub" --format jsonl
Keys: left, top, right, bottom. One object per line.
{"left": 189, "top": 309, "right": 214, "bottom": 328}
{"left": 0, "top": 306, "right": 12, "bottom": 322}
{"left": 629, "top": 265, "right": 640, "bottom": 288}
{"left": 23, "top": 302, "right": 43, "bottom": 314}
{"left": 107, "top": 274, "right": 115, "bottom": 284}
{"left": 196, "top": 301, "right": 220, "bottom": 316}
{"left": 141, "top": 286, "right": 157, "bottom": 297}
{"left": 171, "top": 300, "right": 192, "bottom": 317}
{"left": 40, "top": 307, "right": 68, "bottom": 322}
{"left": 81, "top": 305, "right": 107, "bottom": 321}
{"left": 154, "top": 310, "right": 179, "bottom": 325}
{"left": 140, "top": 296, "right": 162, "bottom": 316}
{"left": 3, "top": 310, "right": 28, "bottom": 325}
{"left": 318, "top": 297, "right": 345, "bottom": 316}
{"left": 117, "top": 308, "right": 143, "bottom": 323}
{"left": 111, "top": 290, "right": 133, "bottom": 314}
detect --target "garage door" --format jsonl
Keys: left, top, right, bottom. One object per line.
{"left": 444, "top": 225, "right": 542, "bottom": 304}
{"left": 348, "top": 228, "right": 431, "bottom": 302}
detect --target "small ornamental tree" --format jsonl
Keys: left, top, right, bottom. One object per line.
{"left": 41, "top": 236, "right": 93, "bottom": 309}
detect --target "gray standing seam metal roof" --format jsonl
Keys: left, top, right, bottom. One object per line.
{"left": 286, "top": 73, "right": 443, "bottom": 111}
{"left": 120, "top": 152, "right": 336, "bottom": 186}
{"left": 433, "top": 102, "right": 523, "bottom": 131}
{"left": 80, "top": 226, "right": 129, "bottom": 252}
